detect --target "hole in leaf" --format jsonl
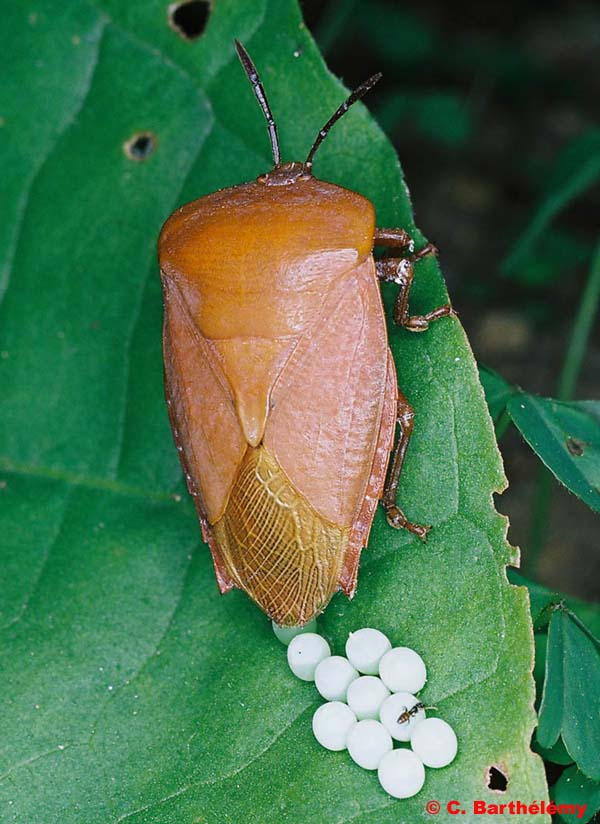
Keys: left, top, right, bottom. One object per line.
{"left": 566, "top": 437, "right": 585, "bottom": 456}
{"left": 168, "top": 0, "right": 209, "bottom": 40}
{"left": 123, "top": 132, "right": 157, "bottom": 162}
{"left": 487, "top": 765, "right": 508, "bottom": 792}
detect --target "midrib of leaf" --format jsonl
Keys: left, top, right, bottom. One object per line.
{"left": 0, "top": 458, "right": 191, "bottom": 504}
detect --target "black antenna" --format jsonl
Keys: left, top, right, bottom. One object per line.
{"left": 235, "top": 40, "right": 281, "bottom": 167}
{"left": 305, "top": 73, "right": 382, "bottom": 168}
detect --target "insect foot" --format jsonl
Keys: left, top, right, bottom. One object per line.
{"left": 384, "top": 505, "right": 430, "bottom": 540}
{"left": 403, "top": 316, "right": 431, "bottom": 333}
{"left": 413, "top": 242, "right": 438, "bottom": 261}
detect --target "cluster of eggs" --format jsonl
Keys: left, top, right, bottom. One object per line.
{"left": 273, "top": 622, "right": 457, "bottom": 799}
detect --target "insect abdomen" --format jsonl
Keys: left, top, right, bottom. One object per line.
{"left": 213, "top": 443, "right": 348, "bottom": 626}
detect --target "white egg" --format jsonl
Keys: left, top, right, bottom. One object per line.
{"left": 411, "top": 717, "right": 458, "bottom": 767}
{"left": 378, "top": 748, "right": 426, "bottom": 799}
{"left": 312, "top": 702, "right": 356, "bottom": 751}
{"left": 346, "top": 720, "right": 393, "bottom": 770}
{"left": 272, "top": 618, "right": 317, "bottom": 646}
{"left": 314, "top": 655, "right": 359, "bottom": 701}
{"left": 345, "top": 628, "right": 391, "bottom": 675}
{"left": 346, "top": 676, "right": 390, "bottom": 720}
{"left": 378, "top": 646, "right": 427, "bottom": 693}
{"left": 287, "top": 632, "right": 331, "bottom": 681}
{"left": 379, "top": 691, "right": 426, "bottom": 741}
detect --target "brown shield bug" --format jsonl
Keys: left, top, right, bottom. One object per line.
{"left": 158, "top": 42, "right": 455, "bottom": 626}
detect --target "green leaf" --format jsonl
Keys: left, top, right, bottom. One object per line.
{"left": 352, "top": 1, "right": 435, "bottom": 66}
{"left": 504, "top": 230, "right": 592, "bottom": 288}
{"left": 502, "top": 128, "right": 600, "bottom": 276}
{"left": 0, "top": 1, "right": 547, "bottom": 820}
{"left": 553, "top": 766, "right": 600, "bottom": 824}
{"left": 479, "top": 365, "right": 517, "bottom": 424}
{"left": 375, "top": 91, "right": 472, "bottom": 148}
{"left": 508, "top": 571, "right": 558, "bottom": 629}
{"left": 537, "top": 609, "right": 600, "bottom": 780}
{"left": 533, "top": 631, "right": 549, "bottom": 702}
{"left": 533, "top": 735, "right": 574, "bottom": 767}
{"left": 508, "top": 394, "right": 600, "bottom": 513}
{"left": 508, "top": 570, "right": 600, "bottom": 636}
{"left": 511, "top": 574, "right": 600, "bottom": 770}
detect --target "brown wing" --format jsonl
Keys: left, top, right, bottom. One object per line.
{"left": 161, "top": 275, "right": 247, "bottom": 527}
{"left": 212, "top": 259, "right": 391, "bottom": 624}
{"left": 340, "top": 349, "right": 398, "bottom": 597}
{"left": 212, "top": 443, "right": 348, "bottom": 625}
{"left": 264, "top": 257, "right": 389, "bottom": 528}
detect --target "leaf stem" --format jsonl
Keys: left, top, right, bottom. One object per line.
{"left": 557, "top": 240, "right": 600, "bottom": 401}
{"left": 314, "top": 0, "right": 359, "bottom": 55}
{"left": 527, "top": 240, "right": 600, "bottom": 572}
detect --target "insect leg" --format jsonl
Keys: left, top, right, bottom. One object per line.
{"left": 375, "top": 227, "right": 437, "bottom": 258}
{"left": 375, "top": 228, "right": 455, "bottom": 332}
{"left": 381, "top": 391, "right": 430, "bottom": 540}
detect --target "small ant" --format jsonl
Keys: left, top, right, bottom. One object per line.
{"left": 397, "top": 702, "right": 436, "bottom": 724}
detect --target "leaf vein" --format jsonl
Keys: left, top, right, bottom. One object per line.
{"left": 0, "top": 15, "right": 107, "bottom": 304}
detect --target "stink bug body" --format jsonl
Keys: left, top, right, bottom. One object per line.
{"left": 158, "top": 42, "right": 454, "bottom": 626}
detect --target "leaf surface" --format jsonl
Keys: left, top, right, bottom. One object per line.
{"left": 0, "top": 1, "right": 547, "bottom": 821}
{"left": 537, "top": 609, "right": 600, "bottom": 780}
{"left": 479, "top": 365, "right": 517, "bottom": 424}
{"left": 507, "top": 395, "right": 600, "bottom": 512}
{"left": 553, "top": 766, "right": 600, "bottom": 824}
{"left": 508, "top": 569, "right": 600, "bottom": 636}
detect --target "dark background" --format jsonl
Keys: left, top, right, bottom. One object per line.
{"left": 299, "top": 0, "right": 599, "bottom": 601}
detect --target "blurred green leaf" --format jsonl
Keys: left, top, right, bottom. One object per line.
{"left": 537, "top": 609, "right": 600, "bottom": 779}
{"left": 375, "top": 91, "right": 472, "bottom": 148}
{"left": 505, "top": 230, "right": 593, "bottom": 287}
{"left": 413, "top": 93, "right": 471, "bottom": 147}
{"left": 446, "top": 37, "right": 538, "bottom": 91}
{"left": 0, "top": 0, "right": 548, "bottom": 821}
{"left": 553, "top": 766, "right": 600, "bottom": 824}
{"left": 508, "top": 394, "right": 600, "bottom": 513}
{"left": 503, "top": 128, "right": 600, "bottom": 276}
{"left": 354, "top": 1, "right": 435, "bottom": 65}
{"left": 557, "top": 242, "right": 600, "bottom": 402}
{"left": 313, "top": 0, "right": 359, "bottom": 55}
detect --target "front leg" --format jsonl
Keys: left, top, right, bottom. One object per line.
{"left": 375, "top": 228, "right": 455, "bottom": 332}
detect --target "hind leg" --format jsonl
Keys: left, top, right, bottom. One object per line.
{"left": 382, "top": 391, "right": 430, "bottom": 541}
